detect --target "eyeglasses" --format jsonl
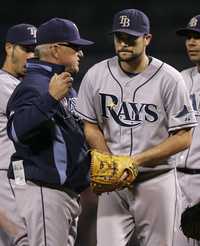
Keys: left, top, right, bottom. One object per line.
{"left": 19, "top": 45, "right": 36, "bottom": 53}
{"left": 57, "top": 43, "right": 81, "bottom": 52}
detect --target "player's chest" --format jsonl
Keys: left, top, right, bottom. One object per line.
{"left": 97, "top": 78, "right": 162, "bottom": 105}
{"left": 188, "top": 75, "right": 200, "bottom": 116}
{"left": 96, "top": 79, "right": 163, "bottom": 125}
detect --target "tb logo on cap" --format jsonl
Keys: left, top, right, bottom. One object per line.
{"left": 189, "top": 17, "right": 198, "bottom": 27}
{"left": 27, "top": 27, "right": 37, "bottom": 38}
{"left": 119, "top": 15, "right": 130, "bottom": 27}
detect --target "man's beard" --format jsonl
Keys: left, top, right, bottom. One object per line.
{"left": 117, "top": 51, "right": 141, "bottom": 62}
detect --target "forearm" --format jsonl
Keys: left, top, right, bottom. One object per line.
{"left": 134, "top": 129, "right": 192, "bottom": 167}
{"left": 83, "top": 120, "right": 110, "bottom": 153}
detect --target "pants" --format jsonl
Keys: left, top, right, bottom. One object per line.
{"left": 11, "top": 181, "right": 81, "bottom": 246}
{"left": 0, "top": 170, "right": 28, "bottom": 246}
{"left": 178, "top": 172, "right": 200, "bottom": 246}
{"left": 97, "top": 169, "right": 188, "bottom": 246}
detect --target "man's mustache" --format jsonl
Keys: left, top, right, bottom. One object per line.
{"left": 118, "top": 49, "right": 133, "bottom": 53}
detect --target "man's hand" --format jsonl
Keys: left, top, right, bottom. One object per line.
{"left": 49, "top": 72, "right": 73, "bottom": 101}
{"left": 0, "top": 209, "right": 21, "bottom": 237}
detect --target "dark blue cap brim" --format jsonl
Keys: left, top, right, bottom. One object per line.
{"left": 69, "top": 38, "right": 94, "bottom": 46}
{"left": 7, "top": 39, "right": 37, "bottom": 45}
{"left": 176, "top": 28, "right": 200, "bottom": 36}
{"left": 110, "top": 28, "right": 146, "bottom": 37}
{"left": 17, "top": 40, "right": 37, "bottom": 45}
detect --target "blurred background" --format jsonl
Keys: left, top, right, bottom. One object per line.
{"left": 1, "top": 0, "right": 200, "bottom": 90}
{"left": 1, "top": 1, "right": 199, "bottom": 245}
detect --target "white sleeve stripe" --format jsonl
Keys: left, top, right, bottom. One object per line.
{"left": 11, "top": 121, "right": 19, "bottom": 143}
{"left": 75, "top": 109, "right": 97, "bottom": 123}
{"left": 169, "top": 122, "right": 198, "bottom": 132}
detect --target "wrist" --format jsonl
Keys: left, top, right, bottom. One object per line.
{"left": 49, "top": 91, "right": 60, "bottom": 101}
{"left": 132, "top": 154, "right": 141, "bottom": 166}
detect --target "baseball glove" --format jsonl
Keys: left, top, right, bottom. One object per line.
{"left": 90, "top": 149, "right": 138, "bottom": 194}
{"left": 181, "top": 202, "right": 200, "bottom": 240}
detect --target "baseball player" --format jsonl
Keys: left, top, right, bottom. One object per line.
{"left": 76, "top": 9, "right": 197, "bottom": 246}
{"left": 176, "top": 15, "right": 200, "bottom": 246}
{"left": 0, "top": 23, "right": 37, "bottom": 245}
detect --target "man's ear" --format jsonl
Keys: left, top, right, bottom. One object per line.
{"left": 50, "top": 44, "right": 59, "bottom": 60}
{"left": 5, "top": 42, "right": 14, "bottom": 56}
{"left": 145, "top": 34, "right": 152, "bottom": 46}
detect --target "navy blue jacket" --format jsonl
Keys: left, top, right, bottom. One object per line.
{"left": 6, "top": 58, "right": 90, "bottom": 193}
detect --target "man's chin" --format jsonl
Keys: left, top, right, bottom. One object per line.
{"left": 64, "top": 67, "right": 79, "bottom": 74}
{"left": 189, "top": 56, "right": 200, "bottom": 64}
{"left": 118, "top": 55, "right": 137, "bottom": 62}
{"left": 17, "top": 70, "right": 26, "bottom": 78}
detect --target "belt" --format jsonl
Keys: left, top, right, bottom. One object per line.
{"left": 177, "top": 168, "right": 200, "bottom": 174}
{"left": 31, "top": 180, "right": 79, "bottom": 199}
{"left": 0, "top": 169, "right": 8, "bottom": 171}
{"left": 135, "top": 169, "right": 171, "bottom": 182}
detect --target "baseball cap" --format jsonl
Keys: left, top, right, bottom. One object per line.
{"left": 6, "top": 23, "right": 37, "bottom": 45}
{"left": 111, "top": 9, "right": 150, "bottom": 36}
{"left": 37, "top": 18, "right": 94, "bottom": 46}
{"left": 176, "top": 15, "right": 200, "bottom": 36}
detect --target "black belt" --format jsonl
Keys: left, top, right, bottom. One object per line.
{"left": 0, "top": 169, "right": 8, "bottom": 171}
{"left": 135, "top": 169, "right": 171, "bottom": 182}
{"left": 31, "top": 180, "right": 79, "bottom": 198}
{"left": 177, "top": 168, "right": 200, "bottom": 174}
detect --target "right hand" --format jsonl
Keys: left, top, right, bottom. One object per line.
{"left": 49, "top": 72, "right": 73, "bottom": 101}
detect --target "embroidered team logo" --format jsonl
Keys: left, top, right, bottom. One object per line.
{"left": 100, "top": 93, "right": 159, "bottom": 127}
{"left": 107, "top": 100, "right": 117, "bottom": 110}
{"left": 119, "top": 15, "right": 130, "bottom": 27}
{"left": 175, "top": 104, "right": 197, "bottom": 122}
{"left": 27, "top": 27, "right": 37, "bottom": 38}
{"left": 188, "top": 17, "right": 198, "bottom": 27}
{"left": 190, "top": 93, "right": 200, "bottom": 117}
{"left": 73, "top": 23, "right": 79, "bottom": 32}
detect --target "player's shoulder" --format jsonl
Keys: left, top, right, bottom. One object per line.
{"left": 0, "top": 69, "right": 20, "bottom": 94}
{"left": 0, "top": 69, "right": 19, "bottom": 86}
{"left": 181, "top": 66, "right": 197, "bottom": 76}
{"left": 153, "top": 57, "right": 184, "bottom": 82}
{"left": 86, "top": 56, "right": 115, "bottom": 74}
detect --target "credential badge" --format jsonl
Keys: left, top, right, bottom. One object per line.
{"left": 119, "top": 15, "right": 130, "bottom": 27}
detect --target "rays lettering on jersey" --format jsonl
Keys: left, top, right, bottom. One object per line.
{"left": 100, "top": 93, "right": 158, "bottom": 127}
{"left": 190, "top": 93, "right": 200, "bottom": 116}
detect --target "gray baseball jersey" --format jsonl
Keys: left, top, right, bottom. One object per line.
{"left": 0, "top": 69, "right": 28, "bottom": 246}
{"left": 76, "top": 56, "right": 195, "bottom": 246}
{"left": 177, "top": 67, "right": 200, "bottom": 169}
{"left": 0, "top": 70, "right": 19, "bottom": 169}
{"left": 76, "top": 56, "right": 197, "bottom": 172}
{"left": 177, "top": 67, "right": 200, "bottom": 246}
{"left": 178, "top": 66, "right": 200, "bottom": 219}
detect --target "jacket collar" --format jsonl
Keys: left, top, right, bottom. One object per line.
{"left": 26, "top": 58, "right": 65, "bottom": 77}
